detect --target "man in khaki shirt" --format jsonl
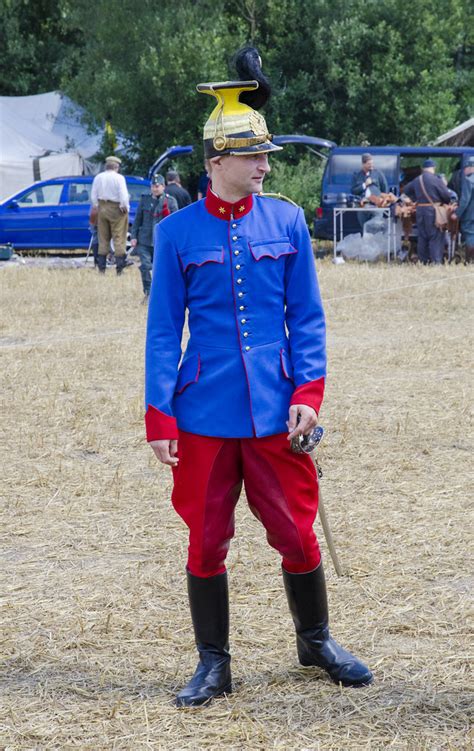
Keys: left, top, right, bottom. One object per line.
{"left": 91, "top": 155, "right": 130, "bottom": 274}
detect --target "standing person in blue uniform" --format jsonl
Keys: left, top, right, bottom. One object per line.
{"left": 145, "top": 47, "right": 373, "bottom": 707}
{"left": 351, "top": 153, "right": 389, "bottom": 231}
{"left": 402, "top": 159, "right": 453, "bottom": 264}
{"left": 452, "top": 156, "right": 474, "bottom": 263}
{"left": 130, "top": 174, "right": 178, "bottom": 302}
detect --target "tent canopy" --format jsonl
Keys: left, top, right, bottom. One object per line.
{"left": 0, "top": 92, "right": 103, "bottom": 200}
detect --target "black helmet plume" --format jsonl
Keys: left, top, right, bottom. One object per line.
{"left": 233, "top": 46, "right": 271, "bottom": 110}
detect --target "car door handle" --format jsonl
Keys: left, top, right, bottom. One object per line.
{"left": 49, "top": 211, "right": 59, "bottom": 218}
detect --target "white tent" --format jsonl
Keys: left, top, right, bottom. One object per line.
{"left": 0, "top": 92, "right": 103, "bottom": 201}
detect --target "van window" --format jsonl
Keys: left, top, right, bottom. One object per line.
{"left": 328, "top": 155, "right": 398, "bottom": 188}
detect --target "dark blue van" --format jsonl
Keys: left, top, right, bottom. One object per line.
{"left": 313, "top": 145, "right": 474, "bottom": 239}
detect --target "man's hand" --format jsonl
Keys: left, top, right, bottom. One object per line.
{"left": 131, "top": 238, "right": 138, "bottom": 248}
{"left": 287, "top": 404, "right": 318, "bottom": 441}
{"left": 365, "top": 177, "right": 373, "bottom": 186}
{"left": 150, "top": 439, "right": 179, "bottom": 466}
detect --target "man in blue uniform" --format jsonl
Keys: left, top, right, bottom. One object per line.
{"left": 145, "top": 47, "right": 373, "bottom": 707}
{"left": 452, "top": 156, "right": 474, "bottom": 263}
{"left": 402, "top": 159, "right": 453, "bottom": 264}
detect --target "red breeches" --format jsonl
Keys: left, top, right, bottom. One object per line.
{"left": 171, "top": 431, "right": 321, "bottom": 578}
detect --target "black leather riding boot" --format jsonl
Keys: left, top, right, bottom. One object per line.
{"left": 175, "top": 570, "right": 232, "bottom": 707}
{"left": 96, "top": 253, "right": 106, "bottom": 273}
{"left": 115, "top": 255, "right": 126, "bottom": 275}
{"left": 283, "top": 564, "right": 373, "bottom": 687}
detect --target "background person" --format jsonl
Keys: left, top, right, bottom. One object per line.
{"left": 90, "top": 155, "right": 130, "bottom": 274}
{"left": 197, "top": 170, "right": 210, "bottom": 199}
{"left": 452, "top": 156, "right": 474, "bottom": 263}
{"left": 402, "top": 159, "right": 453, "bottom": 264}
{"left": 130, "top": 174, "right": 178, "bottom": 301}
{"left": 165, "top": 170, "right": 192, "bottom": 209}
{"left": 351, "top": 153, "right": 389, "bottom": 231}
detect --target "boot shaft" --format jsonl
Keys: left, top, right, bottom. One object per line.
{"left": 282, "top": 563, "right": 329, "bottom": 634}
{"left": 187, "top": 570, "right": 230, "bottom": 652}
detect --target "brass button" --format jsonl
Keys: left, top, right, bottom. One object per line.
{"left": 236, "top": 264, "right": 241, "bottom": 270}
{"left": 241, "top": 318, "right": 246, "bottom": 324}
{"left": 237, "top": 278, "right": 242, "bottom": 284}
{"left": 243, "top": 332, "right": 249, "bottom": 338}
{"left": 239, "top": 305, "right": 245, "bottom": 311}
{"left": 232, "top": 236, "right": 238, "bottom": 241}
{"left": 238, "top": 292, "right": 244, "bottom": 298}
{"left": 245, "top": 346, "right": 250, "bottom": 351}
{"left": 232, "top": 223, "right": 237, "bottom": 228}
{"left": 234, "top": 250, "right": 239, "bottom": 256}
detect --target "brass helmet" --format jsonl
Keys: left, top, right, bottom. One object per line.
{"left": 197, "top": 47, "right": 282, "bottom": 159}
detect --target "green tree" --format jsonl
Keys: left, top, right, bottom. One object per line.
{"left": 0, "top": 0, "right": 85, "bottom": 95}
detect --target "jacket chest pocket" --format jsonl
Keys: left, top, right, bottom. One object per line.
{"left": 249, "top": 236, "right": 297, "bottom": 262}
{"left": 178, "top": 245, "right": 224, "bottom": 272}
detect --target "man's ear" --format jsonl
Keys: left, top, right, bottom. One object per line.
{"left": 210, "top": 156, "right": 224, "bottom": 171}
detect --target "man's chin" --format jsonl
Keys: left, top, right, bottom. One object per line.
{"left": 250, "top": 181, "right": 264, "bottom": 193}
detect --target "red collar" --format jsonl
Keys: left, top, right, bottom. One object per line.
{"left": 205, "top": 185, "right": 253, "bottom": 220}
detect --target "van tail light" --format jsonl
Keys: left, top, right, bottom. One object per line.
{"left": 315, "top": 207, "right": 323, "bottom": 219}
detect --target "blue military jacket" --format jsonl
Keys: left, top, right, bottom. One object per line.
{"left": 145, "top": 190, "right": 326, "bottom": 440}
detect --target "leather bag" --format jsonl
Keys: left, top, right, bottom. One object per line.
{"left": 419, "top": 176, "right": 449, "bottom": 229}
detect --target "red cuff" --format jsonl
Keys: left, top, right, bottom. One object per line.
{"left": 290, "top": 377, "right": 325, "bottom": 415}
{"left": 145, "top": 405, "right": 178, "bottom": 441}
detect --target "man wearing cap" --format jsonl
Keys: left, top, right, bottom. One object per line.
{"left": 131, "top": 174, "right": 178, "bottom": 301}
{"left": 351, "top": 153, "right": 389, "bottom": 230}
{"left": 91, "top": 156, "right": 130, "bottom": 274}
{"left": 402, "top": 160, "right": 453, "bottom": 264}
{"left": 145, "top": 47, "right": 373, "bottom": 707}
{"left": 165, "top": 170, "right": 192, "bottom": 210}
{"left": 452, "top": 156, "right": 474, "bottom": 263}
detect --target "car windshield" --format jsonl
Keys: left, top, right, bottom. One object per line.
{"left": 328, "top": 155, "right": 398, "bottom": 187}
{"left": 18, "top": 184, "right": 64, "bottom": 205}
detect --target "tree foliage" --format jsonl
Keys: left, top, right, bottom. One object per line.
{"left": 0, "top": 0, "right": 84, "bottom": 95}
{"left": 1, "top": 0, "right": 472, "bottom": 172}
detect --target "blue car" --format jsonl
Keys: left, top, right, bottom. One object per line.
{"left": 0, "top": 175, "right": 150, "bottom": 249}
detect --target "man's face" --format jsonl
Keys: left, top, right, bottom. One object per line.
{"left": 151, "top": 183, "right": 164, "bottom": 197}
{"left": 216, "top": 153, "right": 271, "bottom": 196}
{"left": 363, "top": 159, "right": 374, "bottom": 172}
{"left": 465, "top": 166, "right": 474, "bottom": 176}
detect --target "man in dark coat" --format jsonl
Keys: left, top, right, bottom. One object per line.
{"left": 452, "top": 156, "right": 474, "bottom": 263}
{"left": 130, "top": 174, "right": 178, "bottom": 301}
{"left": 402, "top": 159, "right": 453, "bottom": 264}
{"left": 351, "top": 153, "right": 389, "bottom": 230}
{"left": 165, "top": 170, "right": 192, "bottom": 209}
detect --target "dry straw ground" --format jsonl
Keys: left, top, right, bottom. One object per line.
{"left": 0, "top": 258, "right": 473, "bottom": 751}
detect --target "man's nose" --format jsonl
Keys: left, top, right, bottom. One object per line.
{"left": 258, "top": 155, "right": 271, "bottom": 173}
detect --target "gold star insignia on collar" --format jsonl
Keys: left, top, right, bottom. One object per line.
{"left": 239, "top": 205, "right": 245, "bottom": 212}
{"left": 219, "top": 206, "right": 226, "bottom": 214}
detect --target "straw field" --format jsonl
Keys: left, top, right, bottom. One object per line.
{"left": 0, "top": 258, "right": 472, "bottom": 750}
